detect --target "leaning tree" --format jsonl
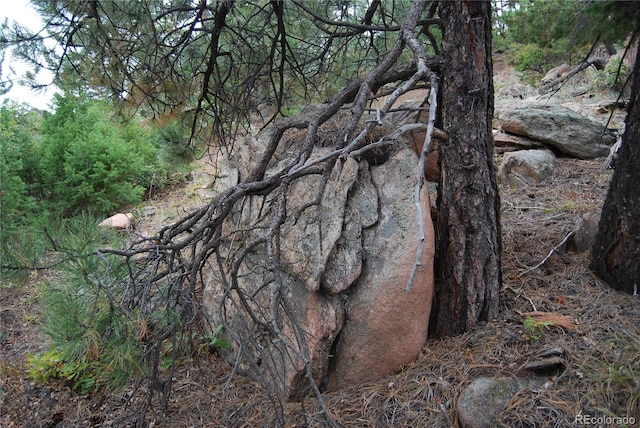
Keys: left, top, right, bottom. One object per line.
{"left": 3, "top": 0, "right": 500, "bottom": 423}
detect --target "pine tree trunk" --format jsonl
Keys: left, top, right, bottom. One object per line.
{"left": 591, "top": 46, "right": 640, "bottom": 295}
{"left": 430, "top": 0, "right": 502, "bottom": 337}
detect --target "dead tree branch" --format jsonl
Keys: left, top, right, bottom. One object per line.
{"left": 538, "top": 57, "right": 608, "bottom": 95}
{"left": 60, "top": 0, "right": 445, "bottom": 423}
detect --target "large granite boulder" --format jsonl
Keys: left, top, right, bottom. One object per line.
{"left": 495, "top": 105, "right": 616, "bottom": 159}
{"left": 541, "top": 63, "right": 571, "bottom": 84}
{"left": 202, "top": 134, "right": 435, "bottom": 400}
{"left": 324, "top": 151, "right": 434, "bottom": 390}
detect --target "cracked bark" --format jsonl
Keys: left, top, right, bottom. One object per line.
{"left": 430, "top": 0, "right": 501, "bottom": 337}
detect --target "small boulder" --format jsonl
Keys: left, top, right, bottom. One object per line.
{"left": 457, "top": 377, "right": 545, "bottom": 428}
{"left": 497, "top": 83, "right": 535, "bottom": 99}
{"left": 567, "top": 213, "right": 599, "bottom": 253}
{"left": 498, "top": 149, "right": 556, "bottom": 187}
{"left": 493, "top": 131, "right": 543, "bottom": 154}
{"left": 98, "top": 213, "right": 134, "bottom": 230}
{"left": 541, "top": 63, "right": 571, "bottom": 84}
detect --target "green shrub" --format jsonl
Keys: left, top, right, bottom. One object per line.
{"left": 592, "top": 57, "right": 631, "bottom": 92}
{"left": 0, "top": 101, "right": 40, "bottom": 228}
{"left": 514, "top": 43, "right": 549, "bottom": 74}
{"left": 23, "top": 214, "right": 145, "bottom": 393}
{"left": 509, "top": 41, "right": 572, "bottom": 80}
{"left": 0, "top": 102, "right": 45, "bottom": 283}
{"left": 39, "top": 93, "right": 159, "bottom": 214}
{"left": 2, "top": 93, "right": 202, "bottom": 217}
{"left": 0, "top": 222, "right": 48, "bottom": 285}
{"left": 25, "top": 214, "right": 226, "bottom": 394}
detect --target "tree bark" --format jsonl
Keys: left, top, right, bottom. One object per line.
{"left": 430, "top": 0, "right": 501, "bottom": 337}
{"left": 591, "top": 45, "right": 640, "bottom": 295}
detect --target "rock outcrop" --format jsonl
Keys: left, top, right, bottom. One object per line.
{"left": 493, "top": 131, "right": 544, "bottom": 154}
{"left": 202, "top": 134, "right": 435, "bottom": 400}
{"left": 325, "top": 151, "right": 434, "bottom": 390}
{"left": 496, "top": 83, "right": 535, "bottom": 99}
{"left": 495, "top": 105, "right": 616, "bottom": 159}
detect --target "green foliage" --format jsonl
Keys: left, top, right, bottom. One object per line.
{"left": 39, "top": 93, "right": 158, "bottom": 214}
{"left": 27, "top": 346, "right": 66, "bottom": 385}
{"left": 6, "top": 0, "right": 437, "bottom": 139}
{"left": 592, "top": 57, "right": 631, "bottom": 92}
{"left": 494, "top": 0, "right": 639, "bottom": 78}
{"left": 497, "top": 4, "right": 581, "bottom": 77}
{"left": 498, "top": 1, "right": 580, "bottom": 49}
{"left": 512, "top": 43, "right": 556, "bottom": 74}
{"left": 0, "top": 103, "right": 47, "bottom": 283}
{"left": 0, "top": 101, "right": 41, "bottom": 229}
{"left": 581, "top": 333, "right": 640, "bottom": 420}
{"left": 27, "top": 346, "right": 98, "bottom": 394}
{"left": 1, "top": 94, "right": 190, "bottom": 221}
{"left": 582, "top": 1, "right": 640, "bottom": 47}
{"left": 0, "top": 222, "right": 49, "bottom": 285}
{"left": 159, "top": 325, "right": 230, "bottom": 370}
{"left": 523, "top": 316, "right": 554, "bottom": 340}
{"left": 155, "top": 117, "right": 204, "bottom": 164}
{"left": 24, "top": 214, "right": 144, "bottom": 394}
{"left": 22, "top": 214, "right": 231, "bottom": 395}
{"left": 0, "top": 96, "right": 207, "bottom": 394}
{"left": 39, "top": 284, "right": 144, "bottom": 393}
{"left": 201, "top": 325, "right": 230, "bottom": 349}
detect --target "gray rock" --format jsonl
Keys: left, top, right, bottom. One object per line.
{"left": 498, "top": 149, "right": 556, "bottom": 187}
{"left": 493, "top": 131, "right": 544, "bottom": 153}
{"left": 457, "top": 377, "right": 545, "bottom": 428}
{"left": 567, "top": 213, "right": 599, "bottom": 253}
{"left": 495, "top": 105, "right": 616, "bottom": 159}
{"left": 497, "top": 83, "right": 535, "bottom": 99}
{"left": 541, "top": 63, "right": 571, "bottom": 84}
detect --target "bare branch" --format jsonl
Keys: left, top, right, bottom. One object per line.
{"left": 407, "top": 73, "right": 439, "bottom": 291}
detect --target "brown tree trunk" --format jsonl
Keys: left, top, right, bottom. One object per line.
{"left": 591, "top": 45, "right": 640, "bottom": 295}
{"left": 430, "top": 0, "right": 501, "bottom": 337}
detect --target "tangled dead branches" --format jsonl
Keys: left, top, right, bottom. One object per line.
{"left": 100, "top": 2, "right": 446, "bottom": 425}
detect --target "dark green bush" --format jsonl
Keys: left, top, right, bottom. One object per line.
{"left": 39, "top": 94, "right": 158, "bottom": 215}
{"left": 0, "top": 101, "right": 40, "bottom": 228}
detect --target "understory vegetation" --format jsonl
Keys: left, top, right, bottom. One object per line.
{"left": 0, "top": 94, "right": 209, "bottom": 397}
{"left": 494, "top": 0, "right": 636, "bottom": 84}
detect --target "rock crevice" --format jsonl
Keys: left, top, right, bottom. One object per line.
{"left": 203, "top": 134, "right": 435, "bottom": 400}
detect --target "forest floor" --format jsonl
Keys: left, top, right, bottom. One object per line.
{"left": 2, "top": 60, "right": 639, "bottom": 427}
{"left": 2, "top": 144, "right": 639, "bottom": 428}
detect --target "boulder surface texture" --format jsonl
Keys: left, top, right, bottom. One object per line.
{"left": 498, "top": 149, "right": 556, "bottom": 187}
{"left": 457, "top": 377, "right": 545, "bottom": 428}
{"left": 496, "top": 105, "right": 615, "bottom": 159}
{"left": 203, "top": 134, "right": 435, "bottom": 400}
